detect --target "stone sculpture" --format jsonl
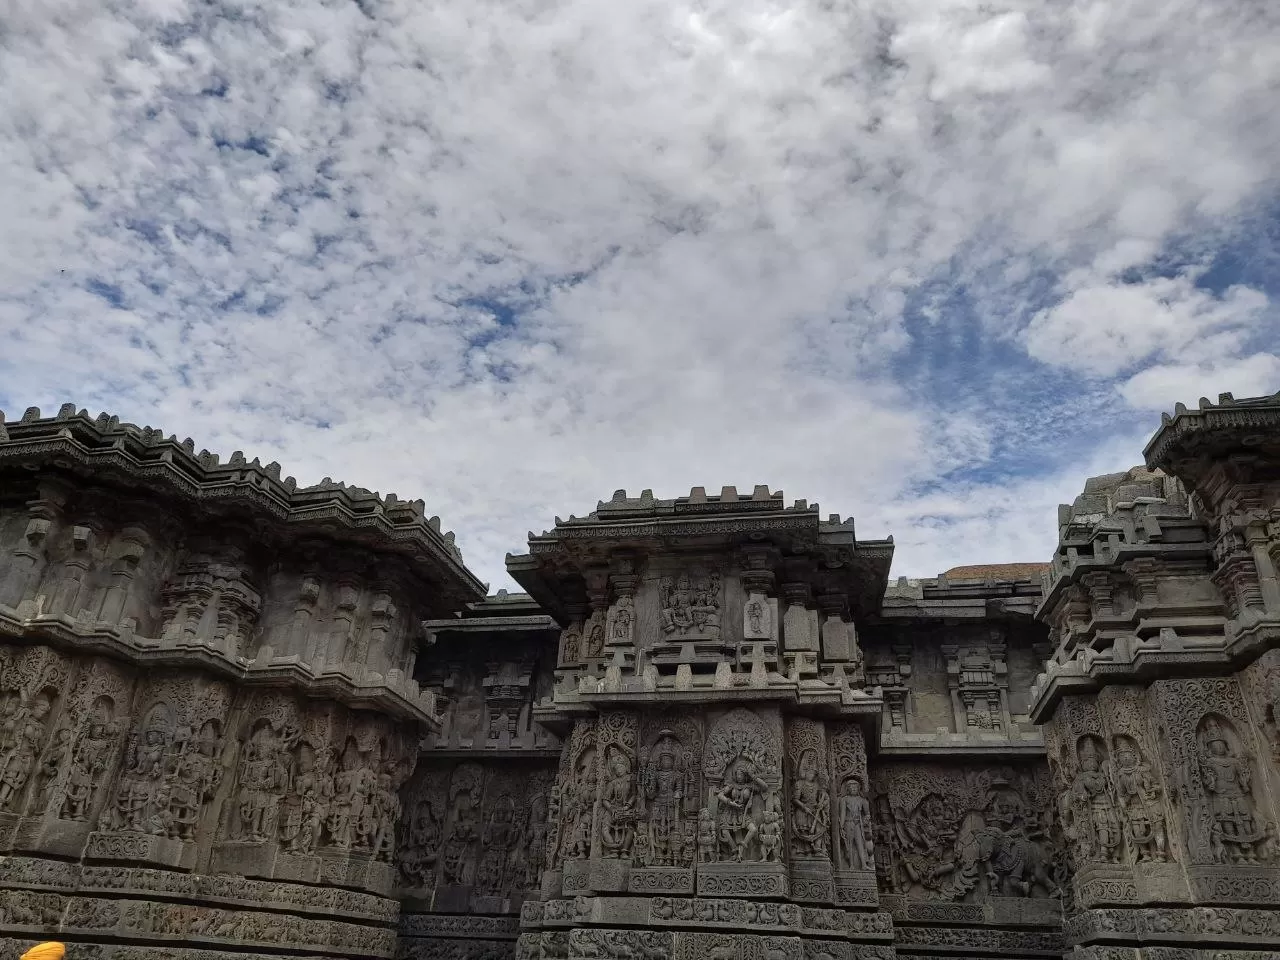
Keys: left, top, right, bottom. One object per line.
{"left": 837, "top": 778, "right": 873, "bottom": 871}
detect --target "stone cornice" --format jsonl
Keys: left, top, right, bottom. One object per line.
{"left": 0, "top": 405, "right": 487, "bottom": 610}
{"left": 1144, "top": 390, "right": 1280, "bottom": 475}
{"left": 0, "top": 607, "right": 442, "bottom": 726}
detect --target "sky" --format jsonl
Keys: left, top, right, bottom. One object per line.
{"left": 1, "top": 0, "right": 1278, "bottom": 591}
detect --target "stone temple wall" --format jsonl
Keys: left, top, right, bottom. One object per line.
{"left": 0, "top": 404, "right": 485, "bottom": 960}
{"left": 0, "top": 390, "right": 1277, "bottom": 960}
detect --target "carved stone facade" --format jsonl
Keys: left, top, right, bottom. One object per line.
{"left": 0, "top": 405, "right": 484, "bottom": 960}
{"left": 2, "top": 391, "right": 1279, "bottom": 960}
{"left": 1033, "top": 391, "right": 1280, "bottom": 958}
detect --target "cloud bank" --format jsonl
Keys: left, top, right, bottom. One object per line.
{"left": 1, "top": 0, "right": 1278, "bottom": 587}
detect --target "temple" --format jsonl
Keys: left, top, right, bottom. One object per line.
{"left": 0, "top": 392, "right": 1278, "bottom": 960}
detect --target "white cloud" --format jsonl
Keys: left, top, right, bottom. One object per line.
{"left": 1022, "top": 276, "right": 1270, "bottom": 378}
{"left": 0, "top": 0, "right": 1278, "bottom": 587}
{"left": 1120, "top": 353, "right": 1280, "bottom": 411}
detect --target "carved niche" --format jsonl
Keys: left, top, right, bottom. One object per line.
{"left": 90, "top": 674, "right": 234, "bottom": 866}
{"left": 872, "top": 763, "right": 1061, "bottom": 902}
{"left": 46, "top": 659, "right": 130, "bottom": 826}
{"left": 702, "top": 708, "right": 781, "bottom": 865}
{"left": 1065, "top": 735, "right": 1124, "bottom": 865}
{"left": 443, "top": 763, "right": 485, "bottom": 885}
{"left": 398, "top": 760, "right": 553, "bottom": 900}
{"left": 1150, "top": 678, "right": 1276, "bottom": 868}
{"left": 635, "top": 713, "right": 701, "bottom": 870}
{"left": 595, "top": 711, "right": 639, "bottom": 862}
{"left": 0, "top": 645, "right": 69, "bottom": 816}
{"left": 829, "top": 723, "right": 874, "bottom": 874}
{"left": 659, "top": 569, "right": 723, "bottom": 640}
{"left": 787, "top": 718, "right": 831, "bottom": 861}
{"left": 942, "top": 633, "right": 1010, "bottom": 733}
{"left": 159, "top": 552, "right": 262, "bottom": 655}
{"left": 558, "top": 721, "right": 599, "bottom": 865}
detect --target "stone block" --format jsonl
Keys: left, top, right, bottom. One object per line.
{"left": 832, "top": 869, "right": 878, "bottom": 908}
{"left": 629, "top": 867, "right": 695, "bottom": 895}
{"left": 696, "top": 862, "right": 788, "bottom": 899}
{"left": 588, "top": 856, "right": 630, "bottom": 892}
{"left": 561, "top": 861, "right": 592, "bottom": 895}
{"left": 788, "top": 858, "right": 834, "bottom": 903}
{"left": 211, "top": 840, "right": 281, "bottom": 880}
{"left": 85, "top": 830, "right": 195, "bottom": 870}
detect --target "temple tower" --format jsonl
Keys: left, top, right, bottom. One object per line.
{"left": 1033, "top": 390, "right": 1280, "bottom": 959}
{"left": 505, "top": 486, "right": 897, "bottom": 960}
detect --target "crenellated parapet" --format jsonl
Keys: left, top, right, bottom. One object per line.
{"left": 0, "top": 405, "right": 487, "bottom": 960}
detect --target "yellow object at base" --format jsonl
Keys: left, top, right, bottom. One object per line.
{"left": 20, "top": 943, "right": 66, "bottom": 960}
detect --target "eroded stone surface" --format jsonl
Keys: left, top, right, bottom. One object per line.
{"left": 2, "top": 391, "right": 1279, "bottom": 959}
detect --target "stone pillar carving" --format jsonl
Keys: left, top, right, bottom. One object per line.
{"left": 866, "top": 643, "right": 911, "bottom": 734}
{"left": 943, "top": 629, "right": 1011, "bottom": 734}
{"left": 48, "top": 523, "right": 95, "bottom": 619}
{"left": 93, "top": 527, "right": 150, "bottom": 627}
{"left": 1, "top": 500, "right": 58, "bottom": 615}
{"left": 781, "top": 582, "right": 819, "bottom": 680}
{"left": 327, "top": 578, "right": 361, "bottom": 666}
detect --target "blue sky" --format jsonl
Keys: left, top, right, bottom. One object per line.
{"left": 1, "top": 0, "right": 1278, "bottom": 589}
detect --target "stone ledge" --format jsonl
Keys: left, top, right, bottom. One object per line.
{"left": 0, "top": 939, "right": 348, "bottom": 960}
{"left": 0, "top": 858, "right": 398, "bottom": 922}
{"left": 399, "top": 914, "right": 521, "bottom": 939}
{"left": 1065, "top": 904, "right": 1280, "bottom": 948}
{"left": 0, "top": 609, "right": 440, "bottom": 725}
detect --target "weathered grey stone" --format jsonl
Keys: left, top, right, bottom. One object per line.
{"left": 2, "top": 391, "right": 1278, "bottom": 959}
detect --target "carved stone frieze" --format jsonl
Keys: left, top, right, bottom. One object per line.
{"left": 872, "top": 761, "right": 1062, "bottom": 903}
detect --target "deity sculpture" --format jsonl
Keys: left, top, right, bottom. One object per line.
{"left": 612, "top": 596, "right": 634, "bottom": 640}
{"left": 1199, "top": 718, "right": 1267, "bottom": 864}
{"left": 715, "top": 760, "right": 768, "bottom": 862}
{"left": 790, "top": 748, "right": 830, "bottom": 858}
{"left": 443, "top": 769, "right": 482, "bottom": 883}
{"left": 523, "top": 789, "right": 549, "bottom": 886}
{"left": 236, "top": 719, "right": 298, "bottom": 842}
{"left": 1112, "top": 738, "right": 1169, "bottom": 863}
{"left": 168, "top": 721, "right": 224, "bottom": 841}
{"left": 32, "top": 725, "right": 71, "bottom": 809}
{"left": 105, "top": 705, "right": 171, "bottom": 834}
{"left": 598, "top": 747, "right": 637, "bottom": 859}
{"left": 327, "top": 741, "right": 373, "bottom": 848}
{"left": 837, "top": 777, "right": 874, "bottom": 870}
{"left": 61, "top": 697, "right": 118, "bottom": 821}
{"left": 399, "top": 798, "right": 443, "bottom": 888}
{"left": 759, "top": 809, "right": 782, "bottom": 862}
{"left": 561, "top": 625, "right": 582, "bottom": 663}
{"left": 643, "top": 736, "right": 686, "bottom": 866}
{"left": 659, "top": 571, "right": 721, "bottom": 638}
{"left": 373, "top": 762, "right": 404, "bottom": 861}
{"left": 0, "top": 691, "right": 52, "bottom": 810}
{"left": 586, "top": 621, "right": 606, "bottom": 659}
{"left": 479, "top": 795, "right": 519, "bottom": 893}
{"left": 1070, "top": 740, "right": 1123, "bottom": 863}
{"left": 280, "top": 743, "right": 329, "bottom": 855}
{"left": 563, "top": 760, "right": 597, "bottom": 860}
{"left": 697, "top": 806, "right": 717, "bottom": 863}
{"left": 746, "top": 598, "right": 766, "bottom": 635}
